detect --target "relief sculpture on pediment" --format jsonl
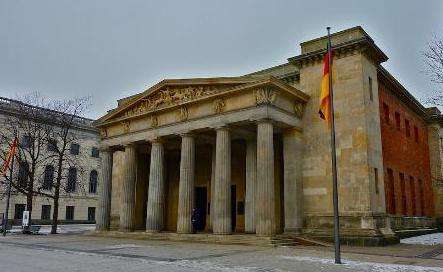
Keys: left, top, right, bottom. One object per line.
{"left": 293, "top": 102, "right": 305, "bottom": 119}
{"left": 124, "top": 86, "right": 218, "bottom": 118}
{"left": 254, "top": 87, "right": 278, "bottom": 105}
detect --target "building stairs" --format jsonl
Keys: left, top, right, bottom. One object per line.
{"left": 90, "top": 231, "right": 330, "bottom": 247}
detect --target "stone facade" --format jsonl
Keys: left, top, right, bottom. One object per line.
{"left": 427, "top": 107, "right": 443, "bottom": 228}
{"left": 95, "top": 26, "right": 442, "bottom": 244}
{"left": 0, "top": 97, "right": 100, "bottom": 224}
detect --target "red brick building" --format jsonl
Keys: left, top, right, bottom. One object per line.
{"left": 378, "top": 66, "right": 439, "bottom": 229}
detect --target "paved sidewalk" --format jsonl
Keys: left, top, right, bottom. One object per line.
{"left": 0, "top": 233, "right": 442, "bottom": 271}
{"left": 7, "top": 224, "right": 96, "bottom": 235}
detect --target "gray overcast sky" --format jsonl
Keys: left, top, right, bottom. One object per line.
{"left": 1, "top": 0, "right": 442, "bottom": 119}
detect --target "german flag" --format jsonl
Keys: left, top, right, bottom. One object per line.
{"left": 319, "top": 46, "right": 333, "bottom": 122}
{"left": 0, "top": 137, "right": 18, "bottom": 176}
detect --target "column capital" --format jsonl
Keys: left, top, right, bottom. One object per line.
{"left": 124, "top": 142, "right": 137, "bottom": 148}
{"left": 148, "top": 137, "right": 165, "bottom": 145}
{"left": 178, "top": 131, "right": 195, "bottom": 138}
{"left": 255, "top": 118, "right": 275, "bottom": 125}
{"left": 98, "top": 144, "right": 113, "bottom": 152}
{"left": 214, "top": 124, "right": 230, "bottom": 131}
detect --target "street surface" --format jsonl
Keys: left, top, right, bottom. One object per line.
{"left": 0, "top": 226, "right": 442, "bottom": 271}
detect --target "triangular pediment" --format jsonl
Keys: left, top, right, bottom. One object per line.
{"left": 97, "top": 77, "right": 259, "bottom": 124}
{"left": 96, "top": 76, "right": 309, "bottom": 126}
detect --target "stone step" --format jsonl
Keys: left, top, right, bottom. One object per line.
{"left": 89, "top": 231, "right": 330, "bottom": 247}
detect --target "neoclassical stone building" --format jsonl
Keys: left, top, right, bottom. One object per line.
{"left": 95, "top": 26, "right": 443, "bottom": 244}
{"left": 0, "top": 97, "right": 100, "bottom": 224}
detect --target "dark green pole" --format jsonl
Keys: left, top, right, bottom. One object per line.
{"left": 327, "top": 26, "right": 341, "bottom": 264}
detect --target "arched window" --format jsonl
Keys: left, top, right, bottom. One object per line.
{"left": 43, "top": 165, "right": 54, "bottom": 190}
{"left": 89, "top": 170, "right": 98, "bottom": 194}
{"left": 66, "top": 167, "right": 77, "bottom": 193}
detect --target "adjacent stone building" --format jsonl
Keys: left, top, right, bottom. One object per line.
{"left": 95, "top": 26, "right": 443, "bottom": 244}
{"left": 0, "top": 97, "right": 101, "bottom": 224}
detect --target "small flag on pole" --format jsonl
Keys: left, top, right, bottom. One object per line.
{"left": 1, "top": 138, "right": 18, "bottom": 177}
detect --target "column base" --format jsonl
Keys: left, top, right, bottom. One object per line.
{"left": 283, "top": 228, "right": 302, "bottom": 235}
{"left": 303, "top": 214, "right": 399, "bottom": 246}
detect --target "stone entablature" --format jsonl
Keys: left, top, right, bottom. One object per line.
{"left": 96, "top": 76, "right": 309, "bottom": 144}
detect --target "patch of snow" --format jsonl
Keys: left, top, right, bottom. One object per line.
{"left": 280, "top": 255, "right": 443, "bottom": 272}
{"left": 401, "top": 233, "right": 443, "bottom": 246}
{"left": 7, "top": 224, "right": 95, "bottom": 235}
{"left": 103, "top": 244, "right": 145, "bottom": 250}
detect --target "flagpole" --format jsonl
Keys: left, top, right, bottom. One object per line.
{"left": 327, "top": 26, "right": 341, "bottom": 264}
{"left": 2, "top": 154, "right": 14, "bottom": 236}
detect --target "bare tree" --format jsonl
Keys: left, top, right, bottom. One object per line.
{"left": 44, "top": 96, "right": 91, "bottom": 234}
{"left": 424, "top": 36, "right": 443, "bottom": 105}
{"left": 0, "top": 93, "right": 53, "bottom": 227}
{"left": 0, "top": 94, "right": 92, "bottom": 234}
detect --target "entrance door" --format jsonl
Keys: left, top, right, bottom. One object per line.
{"left": 194, "top": 187, "right": 207, "bottom": 231}
{"left": 231, "top": 185, "right": 236, "bottom": 232}
{"left": 88, "top": 207, "right": 96, "bottom": 222}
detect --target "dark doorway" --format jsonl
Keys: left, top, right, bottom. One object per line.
{"left": 194, "top": 187, "right": 207, "bottom": 231}
{"left": 14, "top": 204, "right": 26, "bottom": 220}
{"left": 88, "top": 207, "right": 96, "bottom": 222}
{"left": 231, "top": 185, "right": 236, "bottom": 232}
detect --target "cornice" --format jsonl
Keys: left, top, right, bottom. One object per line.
{"left": 378, "top": 66, "right": 443, "bottom": 126}
{"left": 288, "top": 37, "right": 388, "bottom": 68}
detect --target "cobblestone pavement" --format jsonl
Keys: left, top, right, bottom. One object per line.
{"left": 0, "top": 234, "right": 442, "bottom": 271}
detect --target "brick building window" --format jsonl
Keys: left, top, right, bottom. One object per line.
{"left": 419, "top": 179, "right": 424, "bottom": 215}
{"left": 89, "top": 170, "right": 98, "bottom": 194}
{"left": 14, "top": 204, "right": 26, "bottom": 220}
{"left": 395, "top": 112, "right": 401, "bottom": 130}
{"left": 414, "top": 126, "right": 419, "bottom": 143}
{"left": 399, "top": 173, "right": 406, "bottom": 215}
{"left": 368, "top": 76, "right": 373, "bottom": 101}
{"left": 66, "top": 206, "right": 75, "bottom": 220}
{"left": 374, "top": 168, "right": 379, "bottom": 194}
{"left": 405, "top": 119, "right": 410, "bottom": 137}
{"left": 70, "top": 143, "right": 80, "bottom": 155}
{"left": 41, "top": 205, "right": 51, "bottom": 220}
{"left": 383, "top": 103, "right": 390, "bottom": 124}
{"left": 66, "top": 167, "right": 77, "bottom": 193}
{"left": 17, "top": 161, "right": 29, "bottom": 188}
{"left": 43, "top": 165, "right": 54, "bottom": 190}
{"left": 21, "top": 135, "right": 33, "bottom": 148}
{"left": 47, "top": 139, "right": 57, "bottom": 152}
{"left": 409, "top": 176, "right": 416, "bottom": 215}
{"left": 386, "top": 168, "right": 396, "bottom": 214}
{"left": 88, "top": 207, "right": 96, "bottom": 221}
{"left": 91, "top": 147, "right": 100, "bottom": 158}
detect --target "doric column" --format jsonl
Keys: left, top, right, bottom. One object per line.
{"left": 209, "top": 145, "right": 216, "bottom": 231}
{"left": 177, "top": 134, "right": 196, "bottom": 233}
{"left": 256, "top": 120, "right": 276, "bottom": 236}
{"left": 146, "top": 139, "right": 166, "bottom": 232}
{"left": 283, "top": 129, "right": 303, "bottom": 233}
{"left": 245, "top": 140, "right": 257, "bottom": 233}
{"left": 96, "top": 147, "right": 113, "bottom": 231}
{"left": 120, "top": 144, "right": 137, "bottom": 232}
{"left": 213, "top": 127, "right": 231, "bottom": 234}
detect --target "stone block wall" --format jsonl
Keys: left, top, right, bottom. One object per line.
{"left": 297, "top": 52, "right": 386, "bottom": 229}
{"left": 428, "top": 123, "right": 443, "bottom": 224}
